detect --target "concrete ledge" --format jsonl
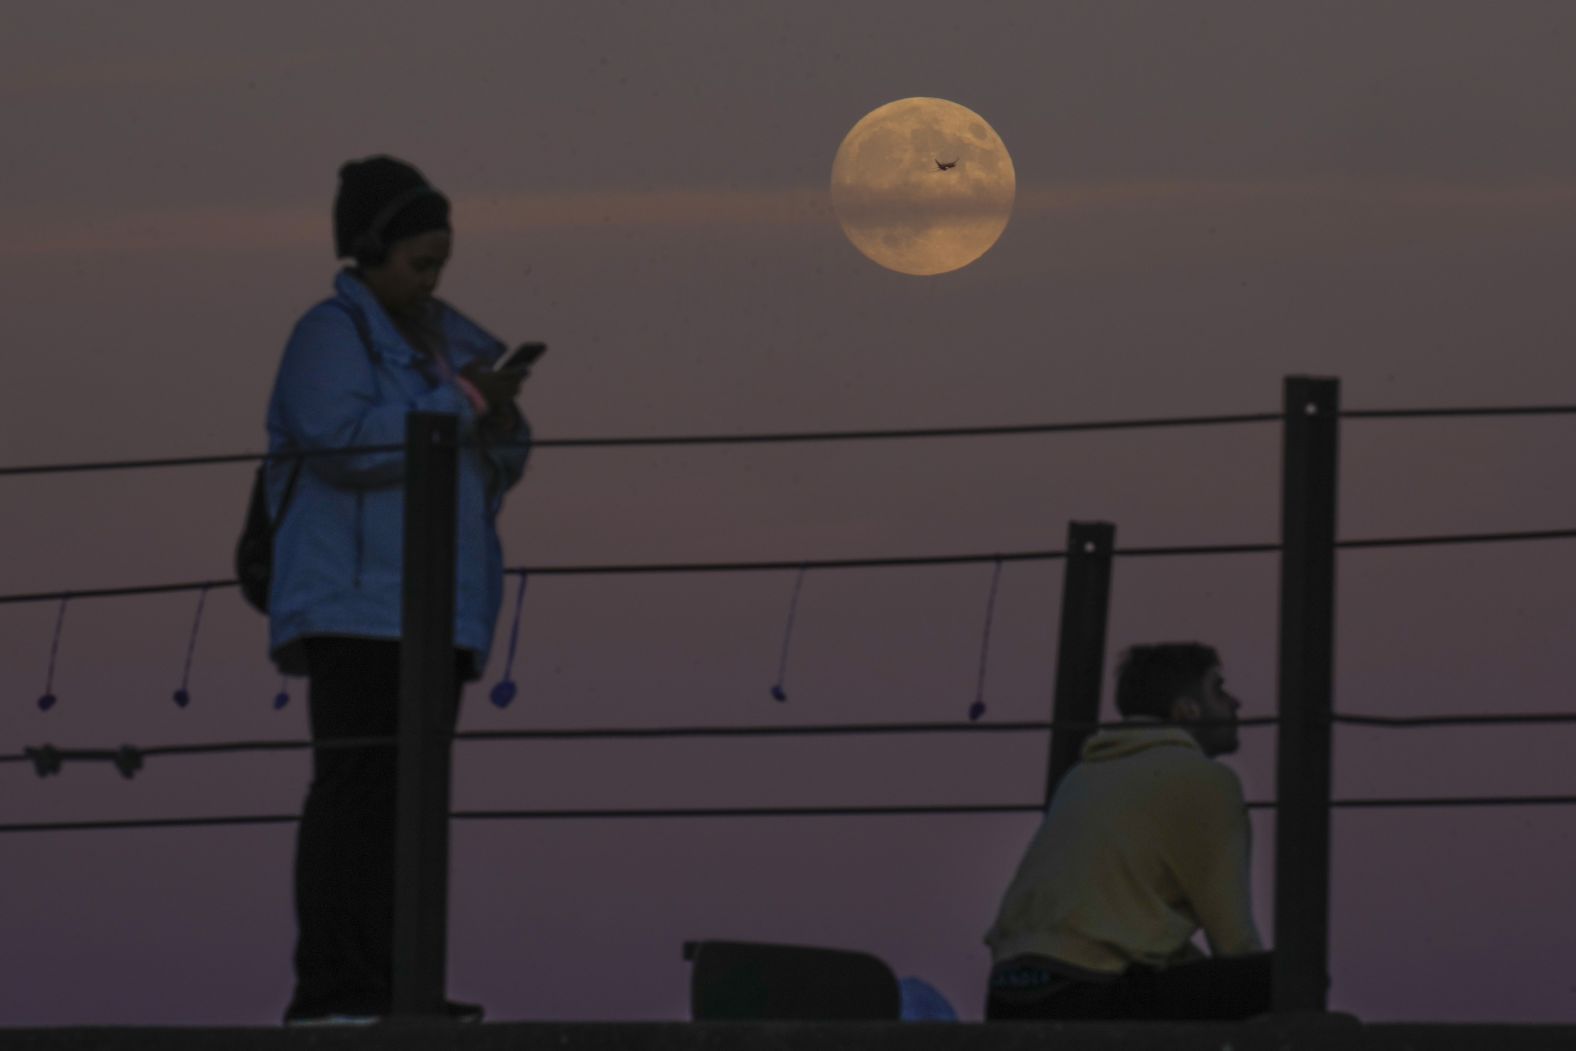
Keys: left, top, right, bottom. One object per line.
{"left": 1, "top": 1019, "right": 1573, "bottom": 1051}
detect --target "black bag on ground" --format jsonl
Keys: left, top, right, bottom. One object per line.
{"left": 684, "top": 940, "right": 900, "bottom": 1020}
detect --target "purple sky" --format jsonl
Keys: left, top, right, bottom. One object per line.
{"left": 2, "top": 0, "right": 1575, "bottom": 1026}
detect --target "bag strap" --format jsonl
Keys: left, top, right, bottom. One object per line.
{"left": 270, "top": 299, "right": 375, "bottom": 528}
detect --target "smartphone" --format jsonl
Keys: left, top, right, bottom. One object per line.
{"left": 497, "top": 341, "right": 548, "bottom": 372}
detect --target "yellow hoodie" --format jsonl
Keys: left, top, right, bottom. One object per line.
{"left": 984, "top": 722, "right": 1263, "bottom": 974}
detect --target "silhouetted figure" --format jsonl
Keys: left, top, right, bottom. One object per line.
{"left": 266, "top": 156, "right": 533, "bottom": 1026}
{"left": 934, "top": 158, "right": 958, "bottom": 171}
{"left": 983, "top": 643, "right": 1272, "bottom": 1021}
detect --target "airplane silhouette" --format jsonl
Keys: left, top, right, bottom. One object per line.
{"left": 934, "top": 158, "right": 958, "bottom": 171}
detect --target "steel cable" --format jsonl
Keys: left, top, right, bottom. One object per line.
{"left": 6, "top": 792, "right": 1576, "bottom": 836}
{"left": 0, "top": 717, "right": 1286, "bottom": 772}
{"left": 4, "top": 402, "right": 1576, "bottom": 480}
{"left": 5, "top": 521, "right": 1576, "bottom": 608}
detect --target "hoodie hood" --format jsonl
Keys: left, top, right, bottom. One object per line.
{"left": 1079, "top": 721, "right": 1201, "bottom": 763}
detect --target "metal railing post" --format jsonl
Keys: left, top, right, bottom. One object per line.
{"left": 1272, "top": 376, "right": 1340, "bottom": 1013}
{"left": 392, "top": 412, "right": 459, "bottom": 1018}
{"left": 1046, "top": 520, "right": 1115, "bottom": 803}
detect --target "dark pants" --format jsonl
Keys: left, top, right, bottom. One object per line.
{"left": 985, "top": 952, "right": 1274, "bottom": 1022}
{"left": 285, "top": 637, "right": 464, "bottom": 1021}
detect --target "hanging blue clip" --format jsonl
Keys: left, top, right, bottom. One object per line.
{"left": 38, "top": 597, "right": 69, "bottom": 713}
{"left": 968, "top": 559, "right": 1004, "bottom": 722}
{"left": 770, "top": 566, "right": 807, "bottom": 702}
{"left": 490, "top": 572, "right": 530, "bottom": 709}
{"left": 172, "top": 588, "right": 209, "bottom": 709}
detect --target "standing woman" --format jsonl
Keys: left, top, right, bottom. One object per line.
{"left": 265, "top": 156, "right": 532, "bottom": 1025}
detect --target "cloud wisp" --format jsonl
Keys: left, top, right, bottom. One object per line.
{"left": 4, "top": 179, "right": 1575, "bottom": 261}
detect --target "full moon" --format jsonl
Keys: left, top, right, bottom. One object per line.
{"left": 830, "top": 97, "right": 1016, "bottom": 276}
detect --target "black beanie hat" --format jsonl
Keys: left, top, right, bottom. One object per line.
{"left": 333, "top": 156, "right": 452, "bottom": 261}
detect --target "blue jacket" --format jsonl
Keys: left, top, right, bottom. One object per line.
{"left": 264, "top": 270, "right": 531, "bottom": 679}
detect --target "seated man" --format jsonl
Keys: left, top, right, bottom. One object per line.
{"left": 983, "top": 642, "right": 1271, "bottom": 1021}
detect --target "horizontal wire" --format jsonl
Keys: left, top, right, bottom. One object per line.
{"left": 0, "top": 550, "right": 1072, "bottom": 605}
{"left": 1341, "top": 405, "right": 1576, "bottom": 420}
{"left": 503, "top": 549, "right": 1068, "bottom": 577}
{"left": 461, "top": 721, "right": 1058, "bottom": 743}
{"left": 5, "top": 403, "right": 1574, "bottom": 482}
{"left": 458, "top": 715, "right": 1280, "bottom": 744}
{"left": 5, "top": 792, "right": 1576, "bottom": 835}
{"left": 0, "top": 806, "right": 1040, "bottom": 834}
{"left": 0, "top": 445, "right": 404, "bottom": 478}
{"left": 1337, "top": 527, "right": 1576, "bottom": 550}
{"left": 527, "top": 413, "right": 1281, "bottom": 449}
{"left": 1113, "top": 542, "right": 1279, "bottom": 559}
{"left": 1323, "top": 795, "right": 1576, "bottom": 809}
{"left": 15, "top": 709, "right": 1576, "bottom": 774}
{"left": 1335, "top": 712, "right": 1576, "bottom": 728}
{"left": 455, "top": 804, "right": 1050, "bottom": 821}
{"left": 0, "top": 413, "right": 1283, "bottom": 479}
{"left": 0, "top": 735, "right": 391, "bottom": 766}
{"left": 1129, "top": 528, "right": 1576, "bottom": 557}
{"left": 15, "top": 710, "right": 1572, "bottom": 776}
{"left": 0, "top": 814, "right": 300, "bottom": 834}
{"left": 7, "top": 520, "right": 1575, "bottom": 608}
{"left": 0, "top": 577, "right": 241, "bottom": 606}
{"left": 0, "top": 717, "right": 1283, "bottom": 770}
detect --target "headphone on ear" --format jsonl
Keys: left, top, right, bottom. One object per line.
{"left": 351, "top": 184, "right": 441, "bottom": 266}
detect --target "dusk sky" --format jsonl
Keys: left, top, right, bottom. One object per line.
{"left": 2, "top": 0, "right": 1575, "bottom": 1027}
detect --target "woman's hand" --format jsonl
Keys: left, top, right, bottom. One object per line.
{"left": 461, "top": 361, "right": 525, "bottom": 443}
{"left": 460, "top": 360, "right": 527, "bottom": 414}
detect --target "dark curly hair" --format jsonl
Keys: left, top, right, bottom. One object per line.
{"left": 1114, "top": 642, "right": 1221, "bottom": 720}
